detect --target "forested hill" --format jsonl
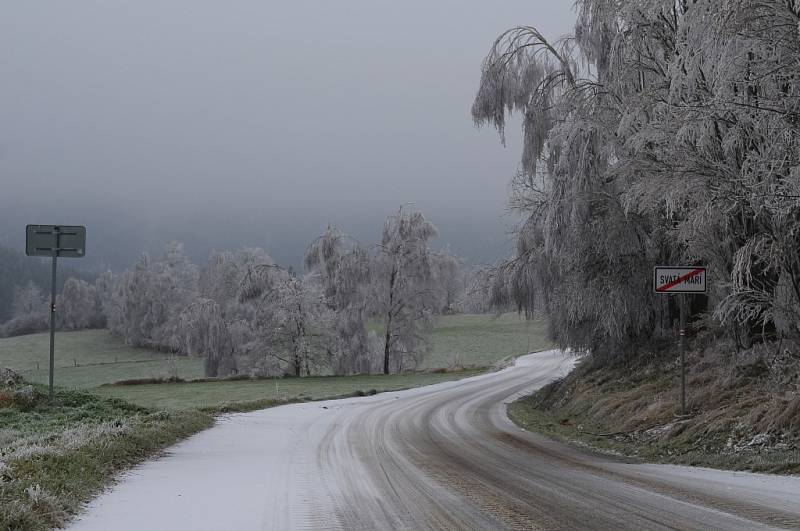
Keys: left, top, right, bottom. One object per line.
{"left": 0, "top": 245, "right": 94, "bottom": 322}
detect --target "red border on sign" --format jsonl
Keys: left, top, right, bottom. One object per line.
{"left": 655, "top": 268, "right": 705, "bottom": 292}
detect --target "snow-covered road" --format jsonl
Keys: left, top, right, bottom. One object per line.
{"left": 71, "top": 350, "right": 800, "bottom": 530}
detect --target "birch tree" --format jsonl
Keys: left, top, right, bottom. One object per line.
{"left": 240, "top": 264, "right": 332, "bottom": 377}
{"left": 305, "top": 226, "right": 374, "bottom": 374}
{"left": 373, "top": 207, "right": 438, "bottom": 373}
{"left": 93, "top": 271, "right": 114, "bottom": 328}
{"left": 57, "top": 278, "right": 98, "bottom": 330}
{"left": 11, "top": 281, "right": 46, "bottom": 318}
{"left": 177, "top": 298, "right": 237, "bottom": 377}
{"left": 108, "top": 242, "right": 199, "bottom": 349}
{"left": 431, "top": 250, "right": 462, "bottom": 314}
{"left": 1, "top": 281, "right": 48, "bottom": 337}
{"left": 473, "top": 0, "right": 800, "bottom": 356}
{"left": 198, "top": 247, "right": 273, "bottom": 360}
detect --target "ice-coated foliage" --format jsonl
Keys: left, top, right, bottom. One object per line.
{"left": 0, "top": 282, "right": 48, "bottom": 337}
{"left": 239, "top": 264, "right": 332, "bottom": 377}
{"left": 474, "top": 0, "right": 800, "bottom": 356}
{"left": 107, "top": 242, "right": 199, "bottom": 351}
{"left": 54, "top": 210, "right": 467, "bottom": 377}
{"left": 303, "top": 215, "right": 467, "bottom": 375}
{"left": 11, "top": 281, "right": 46, "bottom": 318}
{"left": 1, "top": 275, "right": 110, "bottom": 336}
{"left": 373, "top": 207, "right": 439, "bottom": 373}
{"left": 57, "top": 278, "right": 102, "bottom": 330}
{"left": 105, "top": 244, "right": 274, "bottom": 376}
{"left": 305, "top": 226, "right": 377, "bottom": 375}
{"left": 177, "top": 298, "right": 236, "bottom": 377}
{"left": 455, "top": 266, "right": 503, "bottom": 315}
{"left": 431, "top": 250, "right": 462, "bottom": 314}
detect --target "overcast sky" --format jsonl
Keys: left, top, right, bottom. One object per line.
{"left": 0, "top": 1, "right": 575, "bottom": 269}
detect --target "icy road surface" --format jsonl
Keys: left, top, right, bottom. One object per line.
{"left": 71, "top": 350, "right": 800, "bottom": 530}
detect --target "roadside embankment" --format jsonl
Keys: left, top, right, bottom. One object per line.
{"left": 508, "top": 339, "right": 800, "bottom": 474}
{"left": 0, "top": 369, "right": 213, "bottom": 531}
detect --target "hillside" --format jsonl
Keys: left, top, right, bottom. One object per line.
{"left": 509, "top": 338, "right": 800, "bottom": 474}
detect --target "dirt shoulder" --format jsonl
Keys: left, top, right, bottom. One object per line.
{"left": 507, "top": 339, "right": 800, "bottom": 474}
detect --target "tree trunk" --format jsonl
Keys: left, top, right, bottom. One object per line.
{"left": 296, "top": 306, "right": 309, "bottom": 376}
{"left": 204, "top": 353, "right": 219, "bottom": 378}
{"left": 383, "top": 320, "right": 392, "bottom": 375}
{"left": 293, "top": 336, "right": 301, "bottom": 377}
{"left": 383, "top": 267, "right": 397, "bottom": 375}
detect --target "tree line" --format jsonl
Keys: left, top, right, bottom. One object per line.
{"left": 2, "top": 207, "right": 494, "bottom": 377}
{"left": 0, "top": 245, "right": 94, "bottom": 323}
{"left": 473, "top": 0, "right": 800, "bottom": 359}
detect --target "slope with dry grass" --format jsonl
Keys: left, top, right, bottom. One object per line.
{"left": 509, "top": 337, "right": 800, "bottom": 474}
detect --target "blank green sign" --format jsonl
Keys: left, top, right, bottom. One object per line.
{"left": 25, "top": 225, "right": 86, "bottom": 258}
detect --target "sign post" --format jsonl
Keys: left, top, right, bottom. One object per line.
{"left": 26, "top": 225, "right": 86, "bottom": 401}
{"left": 654, "top": 266, "right": 706, "bottom": 416}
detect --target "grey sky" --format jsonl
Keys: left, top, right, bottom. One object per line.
{"left": 0, "top": 1, "right": 575, "bottom": 269}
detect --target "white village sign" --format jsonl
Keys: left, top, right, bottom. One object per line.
{"left": 653, "top": 265, "right": 707, "bottom": 416}
{"left": 654, "top": 266, "right": 706, "bottom": 294}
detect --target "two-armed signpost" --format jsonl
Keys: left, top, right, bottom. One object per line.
{"left": 654, "top": 266, "right": 706, "bottom": 416}
{"left": 25, "top": 225, "right": 86, "bottom": 401}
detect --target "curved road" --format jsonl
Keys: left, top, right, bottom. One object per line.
{"left": 72, "top": 351, "right": 800, "bottom": 530}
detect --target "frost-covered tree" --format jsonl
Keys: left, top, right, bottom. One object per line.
{"left": 305, "top": 226, "right": 375, "bottom": 374}
{"left": 57, "top": 278, "right": 99, "bottom": 330}
{"left": 473, "top": 0, "right": 800, "bottom": 356}
{"left": 108, "top": 242, "right": 199, "bottom": 350}
{"left": 177, "top": 298, "right": 237, "bottom": 377}
{"left": 474, "top": 11, "right": 654, "bottom": 357}
{"left": 240, "top": 264, "right": 332, "bottom": 376}
{"left": 431, "top": 250, "right": 462, "bottom": 314}
{"left": 12, "top": 281, "right": 46, "bottom": 318}
{"left": 373, "top": 207, "right": 439, "bottom": 373}
{"left": 455, "top": 266, "right": 499, "bottom": 314}
{"left": 200, "top": 247, "right": 274, "bottom": 309}
{"left": 92, "top": 271, "right": 114, "bottom": 329}
{"left": 197, "top": 247, "right": 274, "bottom": 363}
{"left": 0, "top": 281, "right": 49, "bottom": 337}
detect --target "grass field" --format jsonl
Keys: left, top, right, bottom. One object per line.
{"left": 0, "top": 329, "right": 204, "bottom": 388}
{"left": 94, "top": 370, "right": 484, "bottom": 410}
{"left": 424, "top": 313, "right": 550, "bottom": 369}
{"left": 0, "top": 313, "right": 550, "bottom": 410}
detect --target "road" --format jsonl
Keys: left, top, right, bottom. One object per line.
{"left": 71, "top": 350, "right": 800, "bottom": 530}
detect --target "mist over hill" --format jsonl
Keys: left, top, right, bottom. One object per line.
{"left": 0, "top": 1, "right": 571, "bottom": 272}
{"left": 0, "top": 202, "right": 518, "bottom": 272}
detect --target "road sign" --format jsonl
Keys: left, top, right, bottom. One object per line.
{"left": 654, "top": 266, "right": 706, "bottom": 294}
{"left": 26, "top": 225, "right": 86, "bottom": 257}
{"left": 25, "top": 225, "right": 86, "bottom": 401}
{"left": 654, "top": 265, "right": 706, "bottom": 416}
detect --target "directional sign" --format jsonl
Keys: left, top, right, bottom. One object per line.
{"left": 26, "top": 225, "right": 86, "bottom": 258}
{"left": 25, "top": 224, "right": 87, "bottom": 401}
{"left": 654, "top": 266, "right": 706, "bottom": 294}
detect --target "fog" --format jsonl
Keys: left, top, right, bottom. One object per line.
{"left": 0, "top": 1, "right": 574, "bottom": 269}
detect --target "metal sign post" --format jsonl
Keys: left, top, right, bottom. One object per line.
{"left": 654, "top": 266, "right": 706, "bottom": 416}
{"left": 49, "top": 243, "right": 57, "bottom": 401}
{"left": 678, "top": 294, "right": 687, "bottom": 415}
{"left": 25, "top": 225, "right": 86, "bottom": 401}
